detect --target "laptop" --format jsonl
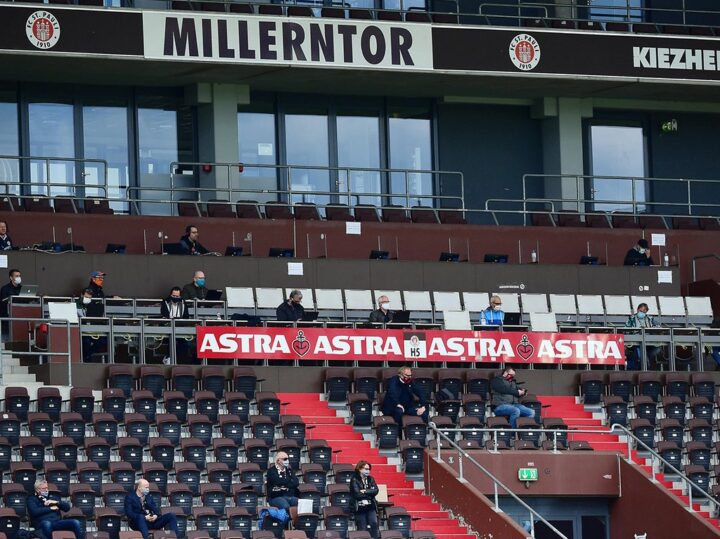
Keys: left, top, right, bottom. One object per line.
{"left": 106, "top": 244, "right": 126, "bottom": 254}
{"left": 205, "top": 289, "right": 223, "bottom": 301}
{"left": 391, "top": 310, "right": 411, "bottom": 324}
{"left": 163, "top": 243, "right": 185, "bottom": 255}
{"left": 301, "top": 311, "right": 320, "bottom": 322}
{"left": 19, "top": 285, "right": 39, "bottom": 297}
{"left": 503, "top": 313, "right": 522, "bottom": 325}
{"left": 225, "top": 246, "right": 243, "bottom": 257}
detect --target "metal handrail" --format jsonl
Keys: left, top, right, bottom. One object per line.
{"left": 691, "top": 254, "right": 720, "bottom": 283}
{"left": 430, "top": 424, "right": 720, "bottom": 515}
{"left": 0, "top": 155, "right": 110, "bottom": 198}
{"left": 428, "top": 422, "right": 569, "bottom": 539}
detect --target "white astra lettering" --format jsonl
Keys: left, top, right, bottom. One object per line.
{"left": 199, "top": 333, "right": 220, "bottom": 353}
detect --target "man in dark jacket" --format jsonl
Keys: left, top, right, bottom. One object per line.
{"left": 624, "top": 238, "right": 654, "bottom": 266}
{"left": 266, "top": 451, "right": 299, "bottom": 510}
{"left": 27, "top": 480, "right": 83, "bottom": 539}
{"left": 491, "top": 368, "right": 534, "bottom": 428}
{"left": 125, "top": 478, "right": 179, "bottom": 539}
{"left": 0, "top": 269, "right": 22, "bottom": 337}
{"left": 381, "top": 366, "right": 428, "bottom": 424}
{"left": 369, "top": 295, "right": 393, "bottom": 324}
{"left": 85, "top": 271, "right": 107, "bottom": 317}
{"left": 161, "top": 287, "right": 189, "bottom": 319}
{"left": 0, "top": 221, "right": 13, "bottom": 251}
{"left": 350, "top": 461, "right": 379, "bottom": 539}
{"left": 276, "top": 290, "right": 305, "bottom": 322}
{"left": 179, "top": 225, "right": 209, "bottom": 255}
{"left": 181, "top": 271, "right": 208, "bottom": 300}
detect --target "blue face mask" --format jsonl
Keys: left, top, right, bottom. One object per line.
{"left": 141, "top": 487, "right": 150, "bottom": 495}
{"left": 196, "top": 279, "right": 205, "bottom": 287}
{"left": 361, "top": 470, "right": 370, "bottom": 477}
{"left": 637, "top": 312, "right": 647, "bottom": 319}
{"left": 39, "top": 490, "right": 49, "bottom": 498}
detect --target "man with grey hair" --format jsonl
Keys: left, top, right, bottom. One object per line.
{"left": 181, "top": 270, "right": 207, "bottom": 300}
{"left": 369, "top": 295, "right": 393, "bottom": 324}
{"left": 27, "top": 480, "right": 83, "bottom": 539}
{"left": 480, "top": 295, "right": 505, "bottom": 326}
{"left": 125, "top": 478, "right": 179, "bottom": 539}
{"left": 276, "top": 289, "right": 305, "bottom": 321}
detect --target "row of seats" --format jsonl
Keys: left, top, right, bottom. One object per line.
{"left": 0, "top": 196, "right": 114, "bottom": 215}
{"left": 579, "top": 371, "right": 716, "bottom": 405}
{"left": 530, "top": 211, "right": 720, "bottom": 231}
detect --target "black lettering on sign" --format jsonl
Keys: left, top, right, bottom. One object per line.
{"left": 259, "top": 21, "right": 277, "bottom": 60}
{"left": 164, "top": 18, "right": 199, "bottom": 57}
{"left": 337, "top": 25, "right": 357, "bottom": 63}
{"left": 218, "top": 19, "right": 235, "bottom": 58}
{"left": 201, "top": 18, "right": 212, "bottom": 57}
{"left": 237, "top": 20, "right": 256, "bottom": 59}
{"left": 361, "top": 26, "right": 385, "bottom": 65}
{"left": 283, "top": 22, "right": 307, "bottom": 61}
{"left": 310, "top": 24, "right": 334, "bottom": 63}
{"left": 390, "top": 27, "right": 414, "bottom": 66}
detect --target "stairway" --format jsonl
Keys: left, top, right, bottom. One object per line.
{"left": 0, "top": 345, "right": 43, "bottom": 391}
{"left": 278, "top": 393, "right": 475, "bottom": 539}
{"left": 545, "top": 395, "right": 720, "bottom": 531}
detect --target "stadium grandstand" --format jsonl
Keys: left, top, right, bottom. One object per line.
{"left": 3, "top": 0, "right": 720, "bottom": 538}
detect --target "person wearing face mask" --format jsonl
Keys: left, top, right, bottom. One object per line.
{"left": 491, "top": 368, "right": 534, "bottom": 429}
{"left": 625, "top": 303, "right": 662, "bottom": 370}
{"left": 381, "top": 366, "right": 429, "bottom": 425}
{"left": 125, "top": 479, "right": 179, "bottom": 539}
{"left": 76, "top": 287, "right": 109, "bottom": 362}
{"left": 266, "top": 451, "right": 299, "bottom": 511}
{"left": 179, "top": 224, "right": 209, "bottom": 256}
{"left": 0, "top": 269, "right": 22, "bottom": 336}
{"left": 0, "top": 221, "right": 13, "bottom": 251}
{"left": 480, "top": 295, "right": 505, "bottom": 326}
{"left": 351, "top": 460, "right": 379, "bottom": 539}
{"left": 27, "top": 480, "right": 83, "bottom": 539}
{"left": 276, "top": 289, "right": 306, "bottom": 322}
{"left": 624, "top": 238, "right": 655, "bottom": 266}
{"left": 369, "top": 295, "right": 393, "bottom": 324}
{"left": 181, "top": 270, "right": 208, "bottom": 300}
{"left": 160, "top": 287, "right": 190, "bottom": 364}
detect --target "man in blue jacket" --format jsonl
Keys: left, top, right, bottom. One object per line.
{"left": 27, "top": 480, "right": 83, "bottom": 539}
{"left": 381, "top": 366, "right": 428, "bottom": 425}
{"left": 124, "top": 478, "right": 179, "bottom": 539}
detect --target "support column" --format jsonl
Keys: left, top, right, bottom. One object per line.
{"left": 534, "top": 97, "right": 593, "bottom": 211}
{"left": 187, "top": 83, "right": 250, "bottom": 201}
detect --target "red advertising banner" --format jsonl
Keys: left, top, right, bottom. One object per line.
{"left": 197, "top": 327, "right": 625, "bottom": 365}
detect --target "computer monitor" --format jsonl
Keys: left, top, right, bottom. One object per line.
{"left": 503, "top": 313, "right": 521, "bottom": 325}
{"left": 269, "top": 248, "right": 294, "bottom": 258}
{"left": 106, "top": 244, "right": 126, "bottom": 254}
{"left": 580, "top": 256, "right": 599, "bottom": 265}
{"left": 370, "top": 250, "right": 390, "bottom": 260}
{"left": 391, "top": 310, "right": 411, "bottom": 324}
{"left": 484, "top": 254, "right": 509, "bottom": 264}
{"left": 18, "top": 285, "right": 39, "bottom": 297}
{"left": 439, "top": 252, "right": 459, "bottom": 262}
{"left": 205, "top": 289, "right": 223, "bottom": 301}
{"left": 301, "top": 311, "right": 320, "bottom": 322}
{"left": 163, "top": 243, "right": 185, "bottom": 255}
{"left": 225, "top": 246, "right": 244, "bottom": 257}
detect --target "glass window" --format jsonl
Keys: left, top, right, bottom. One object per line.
{"left": 285, "top": 112, "right": 330, "bottom": 206}
{"left": 28, "top": 102, "right": 76, "bottom": 197}
{"left": 383, "top": 0, "right": 426, "bottom": 10}
{"left": 83, "top": 104, "right": 129, "bottom": 212}
{"left": 389, "top": 108, "right": 432, "bottom": 206}
{"left": 337, "top": 114, "right": 381, "bottom": 206}
{"left": 590, "top": 125, "right": 646, "bottom": 212}
{"left": 238, "top": 109, "right": 277, "bottom": 204}
{"left": 590, "top": 0, "right": 642, "bottom": 22}
{"left": 0, "top": 96, "right": 19, "bottom": 195}
{"left": 137, "top": 97, "right": 194, "bottom": 215}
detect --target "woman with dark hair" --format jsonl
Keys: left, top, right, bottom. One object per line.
{"left": 350, "top": 460, "right": 379, "bottom": 539}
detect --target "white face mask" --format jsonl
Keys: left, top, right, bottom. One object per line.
{"left": 82, "top": 297, "right": 92, "bottom": 305}
{"left": 380, "top": 302, "right": 390, "bottom": 310}
{"left": 638, "top": 247, "right": 646, "bottom": 254}
{"left": 12, "top": 277, "right": 20, "bottom": 285}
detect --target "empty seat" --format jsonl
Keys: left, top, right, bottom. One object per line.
{"left": 4, "top": 387, "right": 30, "bottom": 422}
{"left": 207, "top": 199, "right": 236, "bottom": 218}
{"left": 410, "top": 206, "right": 439, "bottom": 224}
{"left": 321, "top": 7, "right": 345, "bottom": 18}
{"left": 117, "top": 438, "right": 144, "bottom": 471}
{"left": 382, "top": 205, "right": 411, "bottom": 223}
{"left": 164, "top": 391, "right": 189, "bottom": 423}
{"left": 325, "top": 204, "right": 354, "bottom": 221}
{"left": 265, "top": 201, "right": 293, "bottom": 220}
{"left": 156, "top": 413, "right": 182, "bottom": 445}
{"left": 84, "top": 198, "right": 114, "bottom": 214}
{"left": 140, "top": 365, "right": 166, "bottom": 398}
{"left": 124, "top": 413, "right": 150, "bottom": 445}
{"left": 195, "top": 391, "right": 220, "bottom": 424}
{"left": 181, "top": 437, "right": 208, "bottom": 469}
{"left": 37, "top": 387, "right": 63, "bottom": 423}
{"left": 108, "top": 365, "right": 135, "bottom": 397}
{"left": 294, "top": 203, "right": 322, "bottom": 220}
{"left": 580, "top": 372, "right": 605, "bottom": 405}
{"left": 132, "top": 390, "right": 157, "bottom": 423}
{"left": 25, "top": 197, "right": 53, "bottom": 212}
{"left": 109, "top": 461, "right": 137, "bottom": 491}
{"left": 85, "top": 437, "right": 111, "bottom": 470}
{"left": 233, "top": 367, "right": 258, "bottom": 399}
{"left": 219, "top": 413, "right": 245, "bottom": 446}
{"left": 354, "top": 204, "right": 381, "bottom": 222}
{"left": 174, "top": 462, "right": 201, "bottom": 496}
{"left": 178, "top": 199, "right": 204, "bottom": 217}
{"left": 171, "top": 366, "right": 196, "bottom": 398}
{"left": 149, "top": 437, "right": 176, "bottom": 470}
{"left": 28, "top": 412, "right": 54, "bottom": 446}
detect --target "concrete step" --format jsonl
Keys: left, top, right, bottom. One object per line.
{"left": 2, "top": 365, "right": 28, "bottom": 375}
{"left": 2, "top": 373, "right": 37, "bottom": 384}
{"left": 0, "top": 356, "right": 21, "bottom": 366}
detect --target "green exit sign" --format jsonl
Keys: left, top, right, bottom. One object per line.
{"left": 518, "top": 468, "right": 538, "bottom": 481}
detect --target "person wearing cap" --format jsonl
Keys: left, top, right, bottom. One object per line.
{"left": 276, "top": 289, "right": 305, "bottom": 322}
{"left": 179, "top": 225, "right": 209, "bottom": 256}
{"left": 77, "top": 287, "right": 107, "bottom": 362}
{"left": 480, "top": 295, "right": 505, "bottom": 326}
{"left": 86, "top": 271, "right": 107, "bottom": 317}
{"left": 624, "top": 238, "right": 654, "bottom": 266}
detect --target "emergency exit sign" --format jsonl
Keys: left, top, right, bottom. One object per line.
{"left": 518, "top": 468, "right": 539, "bottom": 481}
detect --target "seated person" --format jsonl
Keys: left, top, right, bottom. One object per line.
{"left": 0, "top": 221, "right": 13, "bottom": 251}
{"left": 266, "top": 451, "right": 299, "bottom": 511}
{"left": 125, "top": 479, "right": 179, "bottom": 539}
{"left": 369, "top": 295, "right": 393, "bottom": 324}
{"left": 181, "top": 271, "right": 208, "bottom": 300}
{"left": 276, "top": 289, "right": 305, "bottom": 322}
{"left": 490, "top": 368, "right": 534, "bottom": 429}
{"left": 27, "top": 480, "right": 83, "bottom": 539}
{"left": 179, "top": 225, "right": 209, "bottom": 255}
{"left": 480, "top": 295, "right": 505, "bottom": 326}
{"left": 625, "top": 302, "right": 662, "bottom": 369}
{"left": 624, "top": 238, "right": 654, "bottom": 266}
{"left": 381, "top": 366, "right": 428, "bottom": 424}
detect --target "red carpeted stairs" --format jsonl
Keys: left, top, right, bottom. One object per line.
{"left": 542, "top": 395, "right": 720, "bottom": 530}
{"left": 278, "top": 393, "right": 474, "bottom": 539}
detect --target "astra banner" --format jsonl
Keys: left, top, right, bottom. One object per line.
{"left": 143, "top": 11, "right": 433, "bottom": 70}
{"left": 197, "top": 327, "right": 625, "bottom": 365}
